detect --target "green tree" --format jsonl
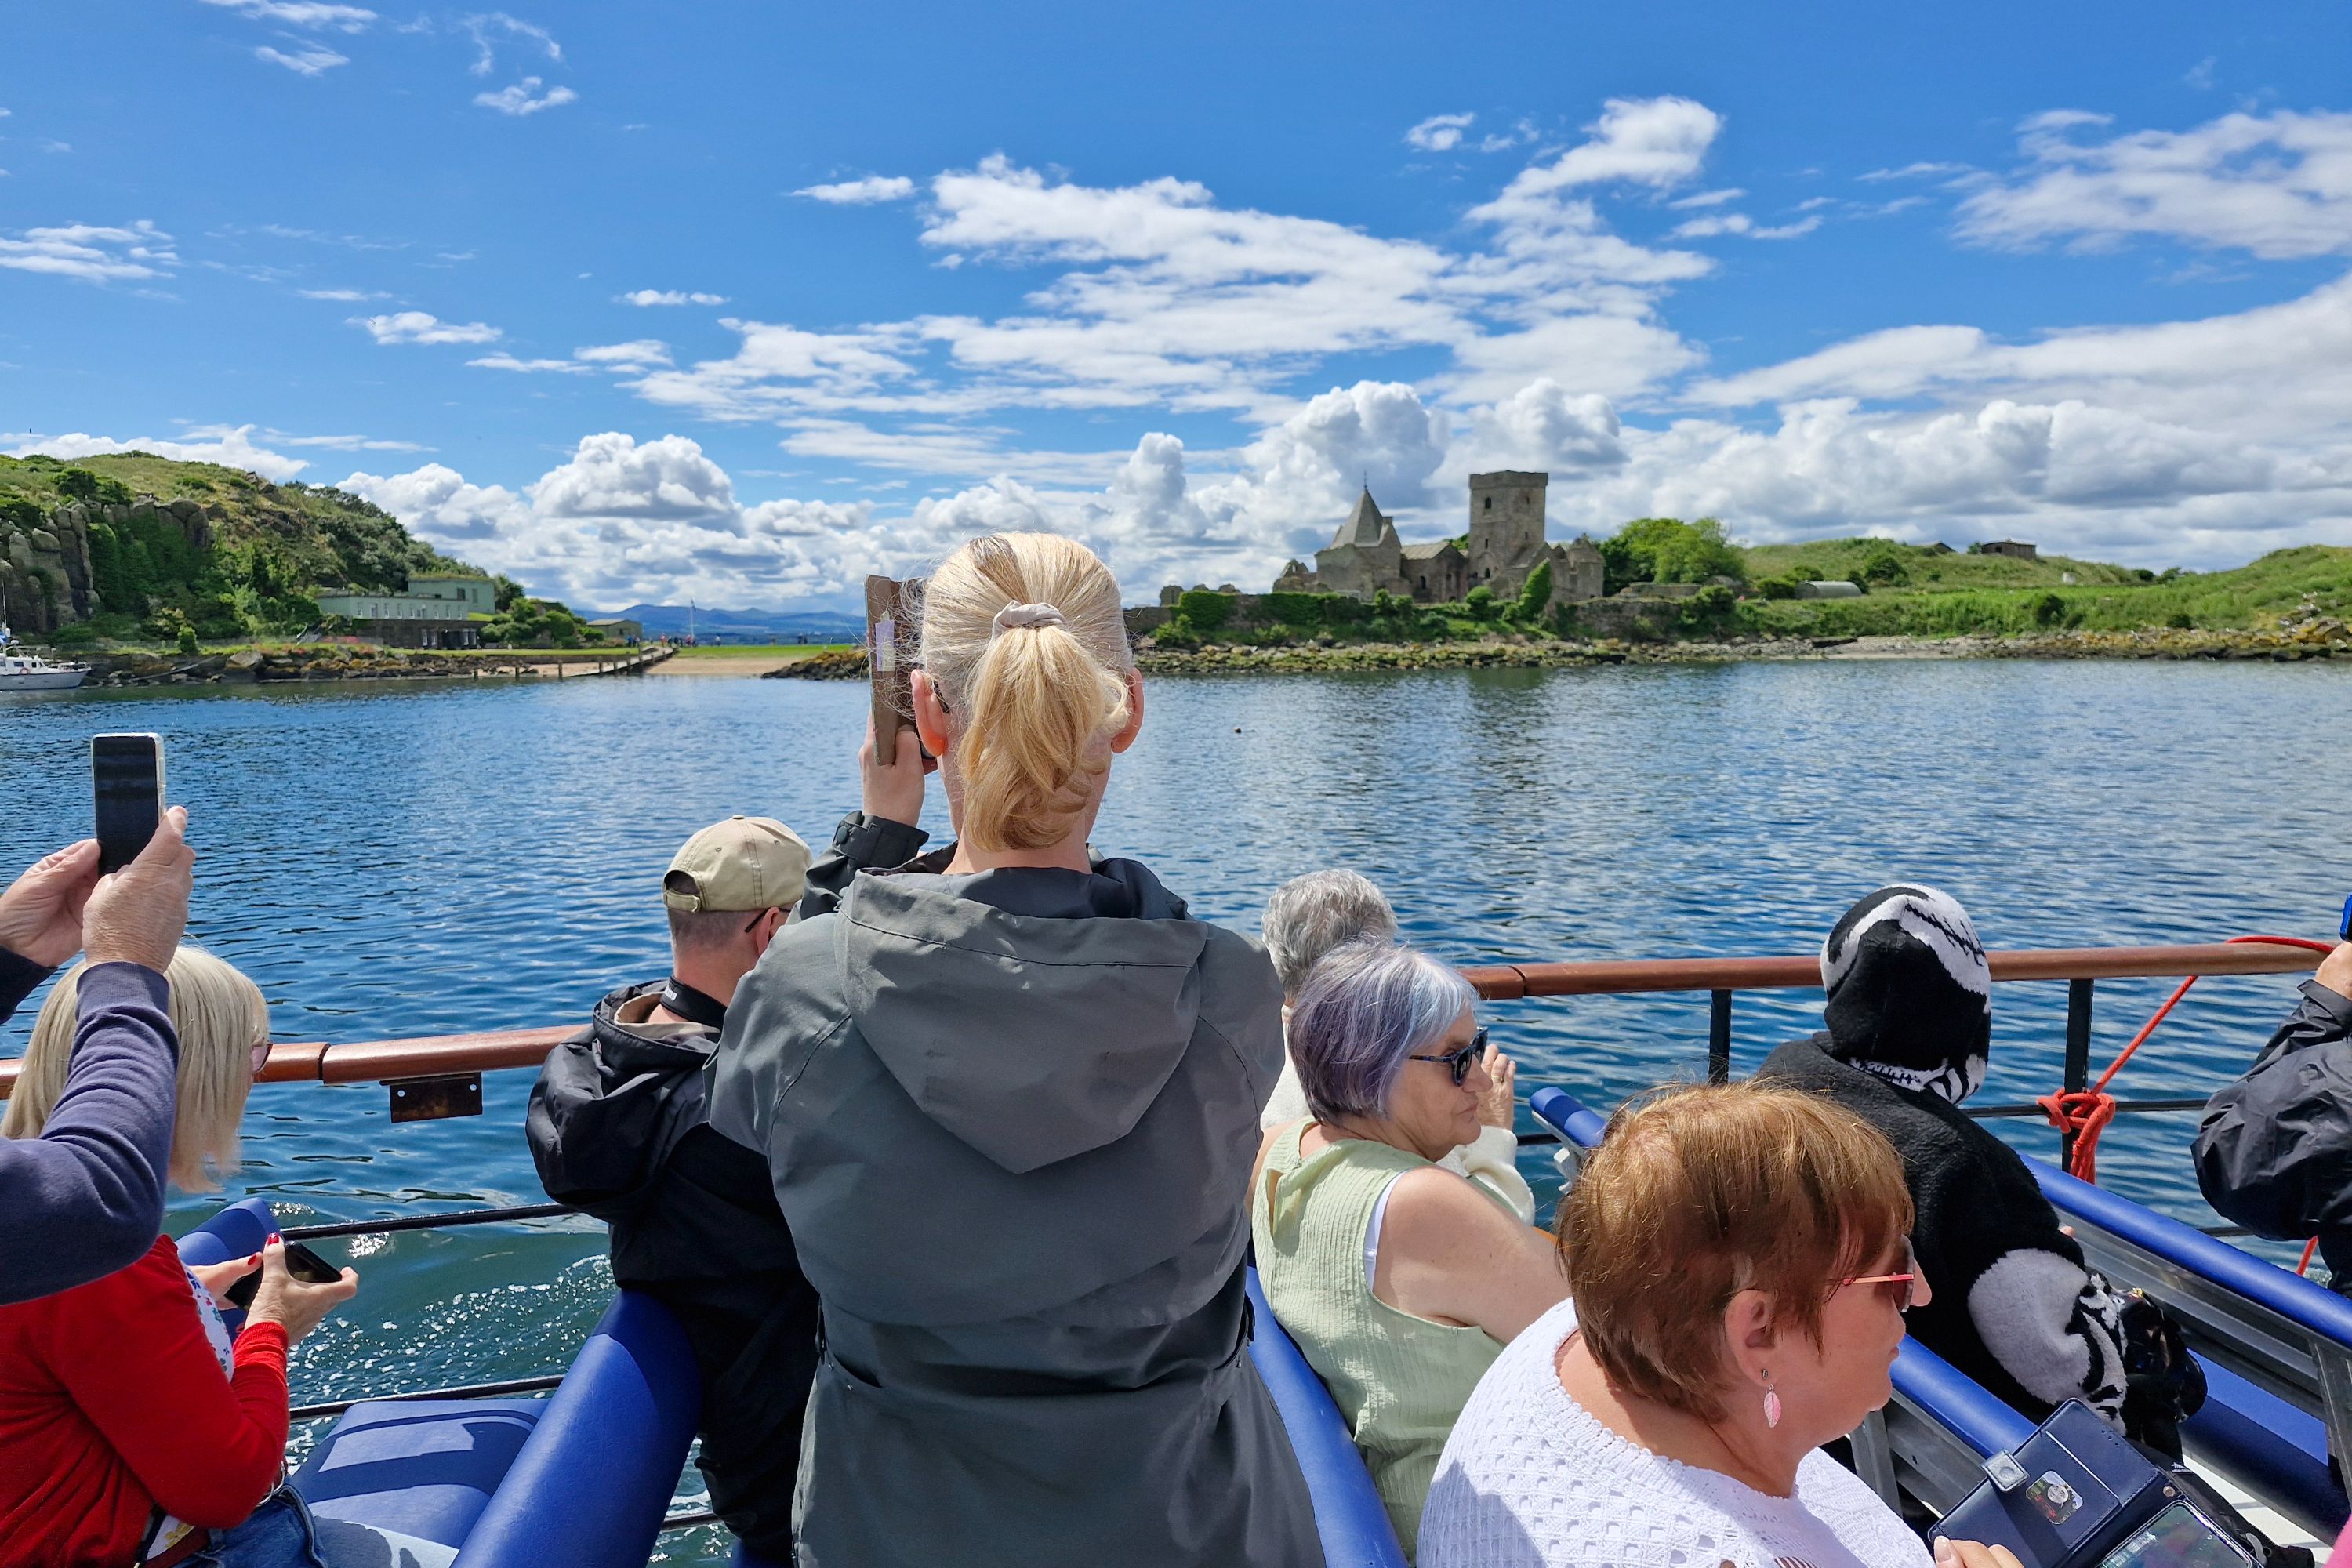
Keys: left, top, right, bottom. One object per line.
{"left": 1857, "top": 541, "right": 1911, "bottom": 586}
{"left": 1599, "top": 517, "right": 1744, "bottom": 593}
{"left": 177, "top": 625, "right": 200, "bottom": 655}
{"left": 1512, "top": 560, "right": 1552, "bottom": 622}
{"left": 493, "top": 574, "right": 527, "bottom": 612}
{"left": 1465, "top": 585, "right": 1498, "bottom": 621}
{"left": 1679, "top": 583, "right": 1737, "bottom": 631}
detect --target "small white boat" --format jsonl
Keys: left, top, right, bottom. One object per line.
{"left": 0, "top": 624, "right": 89, "bottom": 691}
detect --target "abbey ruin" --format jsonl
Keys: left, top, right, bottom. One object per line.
{"left": 1272, "top": 471, "right": 1604, "bottom": 608}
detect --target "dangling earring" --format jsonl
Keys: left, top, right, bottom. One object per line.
{"left": 1762, "top": 1373, "right": 1782, "bottom": 1429}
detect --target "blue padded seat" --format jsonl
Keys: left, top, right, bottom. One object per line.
{"left": 289, "top": 1399, "right": 544, "bottom": 1565}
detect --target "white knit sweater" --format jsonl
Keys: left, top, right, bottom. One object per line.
{"left": 1420, "top": 1300, "right": 1932, "bottom": 1568}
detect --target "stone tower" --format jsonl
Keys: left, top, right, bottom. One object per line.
{"left": 1466, "top": 471, "right": 1550, "bottom": 598}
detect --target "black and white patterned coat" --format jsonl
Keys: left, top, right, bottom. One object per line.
{"left": 1761, "top": 886, "right": 2128, "bottom": 1427}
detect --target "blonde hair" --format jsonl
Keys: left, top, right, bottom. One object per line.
{"left": 918, "top": 533, "right": 1135, "bottom": 851}
{"left": 3, "top": 946, "right": 265, "bottom": 1190}
{"left": 1559, "top": 1081, "right": 1913, "bottom": 1421}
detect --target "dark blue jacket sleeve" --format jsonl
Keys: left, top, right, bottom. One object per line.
{"left": 0, "top": 961, "right": 179, "bottom": 1304}
{"left": 0, "top": 946, "right": 52, "bottom": 1029}
{"left": 2194, "top": 980, "right": 2352, "bottom": 1245}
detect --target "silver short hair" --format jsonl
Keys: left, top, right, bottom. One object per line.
{"left": 1288, "top": 942, "right": 1476, "bottom": 1123}
{"left": 1262, "top": 869, "right": 1399, "bottom": 996}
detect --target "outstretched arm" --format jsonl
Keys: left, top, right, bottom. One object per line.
{"left": 0, "top": 813, "right": 194, "bottom": 1305}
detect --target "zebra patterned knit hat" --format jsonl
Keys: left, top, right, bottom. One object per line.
{"left": 1819, "top": 884, "right": 1993, "bottom": 1105}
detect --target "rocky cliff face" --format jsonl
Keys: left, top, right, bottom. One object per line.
{"left": 0, "top": 495, "right": 216, "bottom": 635}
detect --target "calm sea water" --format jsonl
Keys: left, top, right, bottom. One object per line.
{"left": 2, "top": 659, "right": 2347, "bottom": 1561}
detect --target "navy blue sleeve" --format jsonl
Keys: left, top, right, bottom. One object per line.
{"left": 0, "top": 961, "right": 179, "bottom": 1304}
{"left": 0, "top": 946, "right": 53, "bottom": 1029}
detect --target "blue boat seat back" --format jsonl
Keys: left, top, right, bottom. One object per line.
{"left": 1244, "top": 1266, "right": 1410, "bottom": 1568}
{"left": 180, "top": 1197, "right": 278, "bottom": 1334}
{"left": 289, "top": 1399, "right": 543, "bottom": 1563}
{"left": 179, "top": 1197, "right": 277, "bottom": 1267}
{"left": 451, "top": 1290, "right": 701, "bottom": 1568}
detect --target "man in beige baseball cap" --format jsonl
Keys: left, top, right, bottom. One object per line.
{"left": 650, "top": 815, "right": 812, "bottom": 1026}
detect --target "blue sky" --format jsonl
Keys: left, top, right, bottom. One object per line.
{"left": 4, "top": 1, "right": 2350, "bottom": 610}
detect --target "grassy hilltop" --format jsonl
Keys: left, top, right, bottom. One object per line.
{"left": 0, "top": 451, "right": 467, "bottom": 643}
{"left": 1729, "top": 540, "right": 2352, "bottom": 639}
{"left": 0, "top": 452, "right": 608, "bottom": 649}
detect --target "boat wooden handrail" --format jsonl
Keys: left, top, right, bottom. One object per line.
{"left": 1460, "top": 940, "right": 2324, "bottom": 1000}
{"left": 0, "top": 942, "right": 2325, "bottom": 1100}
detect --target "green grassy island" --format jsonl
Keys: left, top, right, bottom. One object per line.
{"left": 1134, "top": 518, "right": 2352, "bottom": 670}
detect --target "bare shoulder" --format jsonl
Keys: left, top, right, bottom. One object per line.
{"left": 1382, "top": 1164, "right": 1525, "bottom": 1255}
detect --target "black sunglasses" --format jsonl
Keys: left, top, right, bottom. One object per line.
{"left": 1409, "top": 1027, "right": 1490, "bottom": 1086}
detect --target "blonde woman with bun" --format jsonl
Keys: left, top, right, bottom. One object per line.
{"left": 712, "top": 533, "right": 1321, "bottom": 1566}
{"left": 0, "top": 947, "right": 358, "bottom": 1567}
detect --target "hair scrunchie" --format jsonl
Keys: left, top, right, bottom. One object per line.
{"left": 991, "top": 601, "right": 1067, "bottom": 637}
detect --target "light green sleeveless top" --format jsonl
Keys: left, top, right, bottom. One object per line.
{"left": 1251, "top": 1122, "right": 1505, "bottom": 1560}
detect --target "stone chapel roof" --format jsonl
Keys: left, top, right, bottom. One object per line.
{"left": 1332, "top": 486, "right": 1390, "bottom": 548}
{"left": 1399, "top": 539, "right": 1461, "bottom": 561}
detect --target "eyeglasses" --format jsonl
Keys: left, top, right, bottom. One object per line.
{"left": 1840, "top": 1238, "right": 1922, "bottom": 1312}
{"left": 250, "top": 1040, "right": 272, "bottom": 1077}
{"left": 1409, "top": 1027, "right": 1490, "bottom": 1087}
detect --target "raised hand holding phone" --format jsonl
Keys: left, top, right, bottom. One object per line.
{"left": 80, "top": 804, "right": 192, "bottom": 975}
{"left": 92, "top": 733, "right": 165, "bottom": 873}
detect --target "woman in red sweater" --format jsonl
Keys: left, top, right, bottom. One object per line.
{"left": 0, "top": 947, "right": 359, "bottom": 1567}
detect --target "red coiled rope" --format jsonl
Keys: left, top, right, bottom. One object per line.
{"left": 2037, "top": 935, "right": 2337, "bottom": 1187}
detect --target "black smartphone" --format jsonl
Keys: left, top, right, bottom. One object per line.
{"left": 224, "top": 1240, "right": 342, "bottom": 1310}
{"left": 91, "top": 733, "right": 165, "bottom": 873}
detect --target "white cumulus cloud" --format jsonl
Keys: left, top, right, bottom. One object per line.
{"left": 254, "top": 44, "right": 348, "bottom": 74}
{"left": 793, "top": 176, "right": 917, "bottom": 205}
{"left": 1960, "top": 107, "right": 2352, "bottom": 259}
{"left": 618, "top": 289, "right": 728, "bottom": 307}
{"left": 0, "top": 220, "right": 177, "bottom": 283}
{"left": 198, "top": 0, "right": 376, "bottom": 30}
{"left": 357, "top": 310, "right": 501, "bottom": 345}
{"left": 1406, "top": 113, "right": 1475, "bottom": 153}
{"left": 474, "top": 76, "right": 576, "bottom": 116}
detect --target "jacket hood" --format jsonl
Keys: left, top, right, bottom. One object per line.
{"left": 837, "top": 862, "right": 1214, "bottom": 1173}
{"left": 525, "top": 981, "right": 718, "bottom": 1218}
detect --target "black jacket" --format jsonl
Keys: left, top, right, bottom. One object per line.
{"left": 528, "top": 980, "right": 815, "bottom": 1557}
{"left": 525, "top": 810, "right": 927, "bottom": 1555}
{"left": 2195, "top": 980, "right": 2352, "bottom": 1290}
{"left": 1759, "top": 1034, "right": 2129, "bottom": 1427}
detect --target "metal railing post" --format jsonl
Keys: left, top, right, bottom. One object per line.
{"left": 2062, "top": 978, "right": 2095, "bottom": 1167}
{"left": 1709, "top": 989, "right": 1733, "bottom": 1083}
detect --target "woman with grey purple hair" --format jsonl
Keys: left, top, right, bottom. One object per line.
{"left": 1251, "top": 941, "right": 1568, "bottom": 1559}
{"left": 1258, "top": 871, "right": 1536, "bottom": 1223}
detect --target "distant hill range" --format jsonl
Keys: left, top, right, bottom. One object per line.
{"left": 591, "top": 602, "right": 866, "bottom": 644}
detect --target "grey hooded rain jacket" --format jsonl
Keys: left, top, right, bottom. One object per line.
{"left": 708, "top": 856, "right": 1323, "bottom": 1568}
